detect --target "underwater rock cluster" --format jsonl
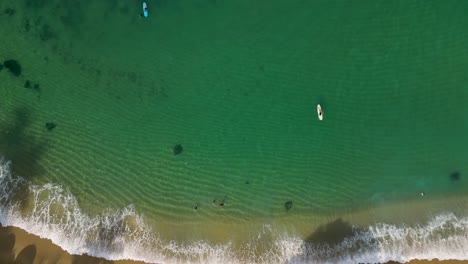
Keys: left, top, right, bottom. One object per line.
{"left": 4, "top": 7, "right": 15, "bottom": 16}
{"left": 2, "top": 59, "right": 41, "bottom": 90}
{"left": 3, "top": 60, "right": 21, "bottom": 76}
{"left": 2, "top": 59, "right": 51, "bottom": 131}
{"left": 450, "top": 171, "right": 461, "bottom": 181}
{"left": 173, "top": 144, "right": 183, "bottom": 155}
{"left": 45, "top": 122, "right": 56, "bottom": 131}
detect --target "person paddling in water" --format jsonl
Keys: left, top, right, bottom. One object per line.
{"left": 212, "top": 198, "right": 225, "bottom": 207}
{"left": 140, "top": 1, "right": 149, "bottom": 17}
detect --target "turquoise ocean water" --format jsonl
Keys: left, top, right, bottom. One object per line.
{"left": 1, "top": 0, "right": 468, "bottom": 263}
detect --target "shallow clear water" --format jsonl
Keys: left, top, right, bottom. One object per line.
{"left": 1, "top": 0, "right": 468, "bottom": 263}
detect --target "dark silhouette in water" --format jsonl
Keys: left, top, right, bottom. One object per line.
{"left": 212, "top": 198, "right": 225, "bottom": 207}
{"left": 3, "top": 60, "right": 22, "bottom": 76}
{"left": 173, "top": 144, "right": 183, "bottom": 155}
{"left": 24, "top": 80, "right": 32, "bottom": 88}
{"left": 4, "top": 7, "right": 16, "bottom": 16}
{"left": 23, "top": 81, "right": 40, "bottom": 91}
{"left": 0, "top": 107, "right": 48, "bottom": 179}
{"left": 450, "top": 171, "right": 460, "bottom": 181}
{"left": 286, "top": 218, "right": 370, "bottom": 263}
{"left": 45, "top": 122, "right": 56, "bottom": 131}
{"left": 305, "top": 218, "right": 357, "bottom": 246}
{"left": 285, "top": 201, "right": 293, "bottom": 211}
{"left": 39, "top": 24, "right": 56, "bottom": 42}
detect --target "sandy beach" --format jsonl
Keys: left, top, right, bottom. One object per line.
{"left": 1, "top": 223, "right": 466, "bottom": 264}
{"left": 1, "top": 0, "right": 468, "bottom": 263}
{"left": 0, "top": 223, "right": 147, "bottom": 264}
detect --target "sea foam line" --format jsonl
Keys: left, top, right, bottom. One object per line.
{"left": 1, "top": 156, "right": 468, "bottom": 264}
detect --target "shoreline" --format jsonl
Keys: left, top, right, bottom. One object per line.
{"left": 1, "top": 223, "right": 467, "bottom": 264}
{"left": 0, "top": 223, "right": 148, "bottom": 264}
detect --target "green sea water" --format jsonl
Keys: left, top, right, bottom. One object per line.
{"left": 1, "top": 0, "right": 468, "bottom": 263}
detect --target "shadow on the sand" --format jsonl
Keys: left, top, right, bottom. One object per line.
{"left": 0, "top": 225, "right": 36, "bottom": 264}
{"left": 15, "top": 244, "right": 36, "bottom": 264}
{"left": 0, "top": 224, "right": 16, "bottom": 264}
{"left": 0, "top": 107, "right": 48, "bottom": 179}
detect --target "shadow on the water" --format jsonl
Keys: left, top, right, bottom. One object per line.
{"left": 95, "top": 219, "right": 126, "bottom": 254}
{"left": 305, "top": 218, "right": 357, "bottom": 246}
{"left": 0, "top": 226, "right": 36, "bottom": 264}
{"left": 0, "top": 107, "right": 48, "bottom": 179}
{"left": 72, "top": 255, "right": 116, "bottom": 264}
{"left": 73, "top": 254, "right": 149, "bottom": 264}
{"left": 289, "top": 218, "right": 374, "bottom": 263}
{"left": 450, "top": 171, "right": 461, "bottom": 182}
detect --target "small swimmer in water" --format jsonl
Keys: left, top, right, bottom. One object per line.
{"left": 212, "top": 198, "right": 225, "bottom": 207}
{"left": 420, "top": 192, "right": 425, "bottom": 197}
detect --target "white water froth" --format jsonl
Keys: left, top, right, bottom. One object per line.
{"left": 1, "top": 157, "right": 468, "bottom": 263}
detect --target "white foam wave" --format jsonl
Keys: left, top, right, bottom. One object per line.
{"left": 366, "top": 213, "right": 468, "bottom": 262}
{"left": 1, "top": 156, "right": 468, "bottom": 264}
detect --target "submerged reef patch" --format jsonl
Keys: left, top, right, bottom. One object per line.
{"left": 173, "top": 144, "right": 183, "bottom": 155}
{"left": 45, "top": 122, "right": 56, "bottom": 131}
{"left": 39, "top": 24, "right": 56, "bottom": 42}
{"left": 305, "top": 218, "right": 358, "bottom": 247}
{"left": 4, "top": 7, "right": 16, "bottom": 16}
{"left": 24, "top": 80, "right": 32, "bottom": 88}
{"left": 3, "top": 60, "right": 22, "bottom": 76}
{"left": 0, "top": 107, "right": 48, "bottom": 178}
{"left": 2, "top": 58, "right": 41, "bottom": 91}
{"left": 450, "top": 171, "right": 460, "bottom": 181}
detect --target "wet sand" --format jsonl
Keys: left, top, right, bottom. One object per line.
{"left": 398, "top": 261, "right": 468, "bottom": 264}
{"left": 1, "top": 223, "right": 466, "bottom": 264}
{"left": 0, "top": 223, "right": 147, "bottom": 264}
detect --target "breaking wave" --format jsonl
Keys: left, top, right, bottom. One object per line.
{"left": 1, "top": 156, "right": 467, "bottom": 263}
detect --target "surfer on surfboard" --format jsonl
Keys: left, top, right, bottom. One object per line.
{"left": 141, "top": 1, "right": 149, "bottom": 17}
{"left": 317, "top": 104, "right": 323, "bottom": 121}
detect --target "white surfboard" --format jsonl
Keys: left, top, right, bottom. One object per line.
{"left": 317, "top": 104, "right": 323, "bottom": 120}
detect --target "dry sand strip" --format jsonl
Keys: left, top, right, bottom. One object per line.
{"left": 0, "top": 223, "right": 467, "bottom": 264}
